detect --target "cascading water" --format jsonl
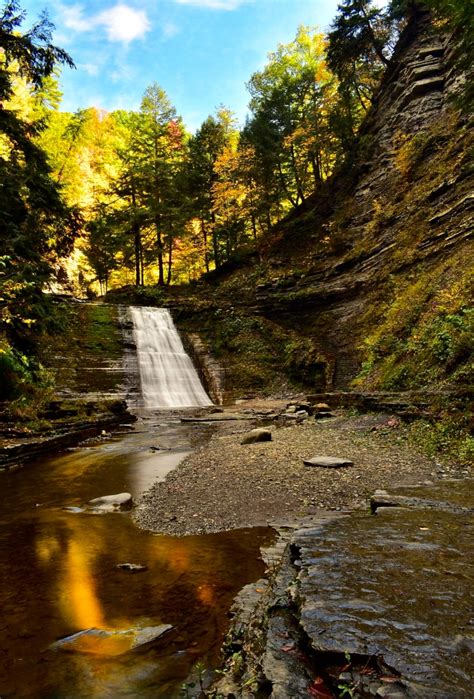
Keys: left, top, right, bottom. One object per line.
{"left": 130, "top": 306, "right": 213, "bottom": 408}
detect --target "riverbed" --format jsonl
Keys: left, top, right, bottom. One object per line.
{"left": 0, "top": 412, "right": 274, "bottom": 698}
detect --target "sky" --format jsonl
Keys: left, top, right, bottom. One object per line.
{"left": 20, "top": 0, "right": 348, "bottom": 132}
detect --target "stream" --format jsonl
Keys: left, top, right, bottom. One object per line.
{"left": 0, "top": 412, "right": 274, "bottom": 698}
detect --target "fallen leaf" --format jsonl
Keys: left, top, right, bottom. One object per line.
{"left": 308, "top": 677, "right": 334, "bottom": 698}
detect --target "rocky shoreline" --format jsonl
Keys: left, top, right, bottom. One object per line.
{"left": 134, "top": 401, "right": 472, "bottom": 697}
{"left": 211, "top": 474, "right": 473, "bottom": 698}
{"left": 133, "top": 400, "right": 465, "bottom": 537}
{"left": 0, "top": 399, "right": 135, "bottom": 471}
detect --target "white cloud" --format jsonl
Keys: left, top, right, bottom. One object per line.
{"left": 62, "top": 4, "right": 94, "bottom": 31}
{"left": 175, "top": 0, "right": 245, "bottom": 9}
{"left": 58, "top": 3, "right": 150, "bottom": 43}
{"left": 97, "top": 4, "right": 151, "bottom": 43}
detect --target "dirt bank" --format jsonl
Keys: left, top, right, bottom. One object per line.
{"left": 133, "top": 401, "right": 465, "bottom": 536}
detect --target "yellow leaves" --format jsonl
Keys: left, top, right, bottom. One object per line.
{"left": 212, "top": 145, "right": 248, "bottom": 218}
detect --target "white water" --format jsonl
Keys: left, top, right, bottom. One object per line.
{"left": 130, "top": 306, "right": 213, "bottom": 408}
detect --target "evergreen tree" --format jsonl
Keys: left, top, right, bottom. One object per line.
{"left": 0, "top": 1, "right": 78, "bottom": 353}
{"left": 327, "top": 0, "right": 391, "bottom": 132}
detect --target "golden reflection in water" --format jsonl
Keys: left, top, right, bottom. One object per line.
{"left": 197, "top": 583, "right": 216, "bottom": 607}
{"left": 35, "top": 532, "right": 61, "bottom": 565}
{"left": 33, "top": 512, "right": 232, "bottom": 642}
{"left": 155, "top": 538, "right": 191, "bottom": 574}
{"left": 60, "top": 536, "right": 108, "bottom": 631}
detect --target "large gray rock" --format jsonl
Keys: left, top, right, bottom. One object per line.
{"left": 303, "top": 456, "right": 354, "bottom": 469}
{"left": 88, "top": 492, "right": 133, "bottom": 511}
{"left": 50, "top": 624, "right": 172, "bottom": 655}
{"left": 241, "top": 428, "right": 272, "bottom": 445}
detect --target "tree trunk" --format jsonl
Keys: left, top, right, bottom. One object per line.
{"left": 167, "top": 227, "right": 173, "bottom": 285}
{"left": 251, "top": 213, "right": 257, "bottom": 241}
{"left": 134, "top": 226, "right": 142, "bottom": 286}
{"left": 201, "top": 218, "right": 210, "bottom": 273}
{"left": 211, "top": 211, "right": 220, "bottom": 269}
{"left": 155, "top": 218, "right": 165, "bottom": 286}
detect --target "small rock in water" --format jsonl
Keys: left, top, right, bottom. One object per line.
{"left": 303, "top": 456, "right": 354, "bottom": 469}
{"left": 241, "top": 428, "right": 272, "bottom": 445}
{"left": 116, "top": 563, "right": 148, "bottom": 573}
{"left": 88, "top": 493, "right": 133, "bottom": 511}
{"left": 62, "top": 506, "right": 85, "bottom": 514}
{"left": 50, "top": 624, "right": 172, "bottom": 655}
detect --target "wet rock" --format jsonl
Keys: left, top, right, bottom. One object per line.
{"left": 376, "top": 686, "right": 406, "bottom": 698}
{"left": 303, "top": 456, "right": 354, "bottom": 469}
{"left": 88, "top": 492, "right": 133, "bottom": 511}
{"left": 370, "top": 489, "right": 470, "bottom": 514}
{"left": 280, "top": 413, "right": 300, "bottom": 420}
{"left": 116, "top": 563, "right": 148, "bottom": 573}
{"left": 50, "top": 624, "right": 172, "bottom": 655}
{"left": 240, "top": 428, "right": 272, "bottom": 445}
{"left": 62, "top": 506, "right": 85, "bottom": 514}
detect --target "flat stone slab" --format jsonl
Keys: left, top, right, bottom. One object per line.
{"left": 370, "top": 490, "right": 471, "bottom": 514}
{"left": 50, "top": 624, "right": 172, "bottom": 656}
{"left": 303, "top": 456, "right": 354, "bottom": 469}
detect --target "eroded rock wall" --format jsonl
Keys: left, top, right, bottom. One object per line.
{"left": 249, "top": 9, "right": 472, "bottom": 390}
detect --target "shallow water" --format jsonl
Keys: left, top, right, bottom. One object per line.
{"left": 0, "top": 413, "right": 273, "bottom": 698}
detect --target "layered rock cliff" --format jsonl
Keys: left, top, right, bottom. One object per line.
{"left": 188, "top": 9, "right": 472, "bottom": 398}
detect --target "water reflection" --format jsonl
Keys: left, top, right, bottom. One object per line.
{"left": 0, "top": 414, "right": 273, "bottom": 697}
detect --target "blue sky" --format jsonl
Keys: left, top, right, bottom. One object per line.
{"left": 20, "top": 0, "right": 346, "bottom": 131}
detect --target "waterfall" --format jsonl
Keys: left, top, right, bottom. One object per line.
{"left": 130, "top": 306, "right": 213, "bottom": 409}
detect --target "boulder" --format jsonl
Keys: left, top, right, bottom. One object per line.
{"left": 241, "top": 428, "right": 272, "bottom": 445}
{"left": 50, "top": 624, "right": 172, "bottom": 655}
{"left": 303, "top": 456, "right": 354, "bottom": 469}
{"left": 88, "top": 492, "right": 133, "bottom": 511}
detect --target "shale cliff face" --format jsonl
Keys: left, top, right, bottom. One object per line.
{"left": 202, "top": 9, "right": 472, "bottom": 395}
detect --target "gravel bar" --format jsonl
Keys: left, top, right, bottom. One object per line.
{"left": 133, "top": 404, "right": 461, "bottom": 536}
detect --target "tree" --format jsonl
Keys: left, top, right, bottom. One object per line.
{"left": 186, "top": 108, "right": 237, "bottom": 270}
{"left": 246, "top": 27, "right": 339, "bottom": 213}
{"left": 327, "top": 0, "right": 391, "bottom": 117}
{"left": 99, "top": 86, "right": 187, "bottom": 288}
{"left": 0, "top": 0, "right": 79, "bottom": 353}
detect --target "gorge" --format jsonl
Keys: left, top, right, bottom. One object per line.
{"left": 0, "top": 4, "right": 472, "bottom": 698}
